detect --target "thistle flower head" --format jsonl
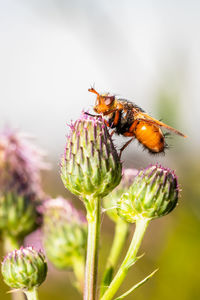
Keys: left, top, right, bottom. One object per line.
{"left": 61, "top": 113, "right": 122, "bottom": 203}
{"left": 0, "top": 128, "right": 48, "bottom": 240}
{"left": 0, "top": 192, "right": 38, "bottom": 239}
{"left": 0, "top": 127, "right": 47, "bottom": 198}
{"left": 117, "top": 164, "right": 179, "bottom": 222}
{"left": 42, "top": 197, "right": 87, "bottom": 269}
{"left": 1, "top": 246, "right": 47, "bottom": 290}
{"left": 104, "top": 168, "right": 138, "bottom": 223}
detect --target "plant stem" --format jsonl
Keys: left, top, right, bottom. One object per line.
{"left": 84, "top": 198, "right": 101, "bottom": 300}
{"left": 72, "top": 255, "right": 85, "bottom": 293}
{"left": 3, "top": 233, "right": 20, "bottom": 253}
{"left": 24, "top": 288, "right": 39, "bottom": 300}
{"left": 9, "top": 291, "right": 25, "bottom": 300}
{"left": 101, "top": 220, "right": 129, "bottom": 296}
{"left": 101, "top": 218, "right": 150, "bottom": 300}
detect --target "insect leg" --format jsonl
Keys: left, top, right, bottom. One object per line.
{"left": 112, "top": 110, "right": 120, "bottom": 126}
{"left": 119, "top": 137, "right": 135, "bottom": 159}
{"left": 103, "top": 109, "right": 118, "bottom": 116}
{"left": 84, "top": 112, "right": 110, "bottom": 127}
{"left": 84, "top": 112, "right": 102, "bottom": 118}
{"left": 104, "top": 120, "right": 110, "bottom": 127}
{"left": 129, "top": 120, "right": 138, "bottom": 132}
{"left": 110, "top": 130, "right": 115, "bottom": 137}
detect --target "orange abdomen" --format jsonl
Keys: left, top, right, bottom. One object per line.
{"left": 134, "top": 121, "right": 165, "bottom": 153}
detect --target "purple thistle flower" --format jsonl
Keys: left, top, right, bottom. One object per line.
{"left": 0, "top": 127, "right": 49, "bottom": 240}
{"left": 0, "top": 127, "right": 48, "bottom": 199}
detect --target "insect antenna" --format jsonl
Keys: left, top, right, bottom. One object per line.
{"left": 88, "top": 87, "right": 99, "bottom": 96}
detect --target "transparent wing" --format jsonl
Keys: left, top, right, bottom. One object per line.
{"left": 134, "top": 112, "right": 186, "bottom": 137}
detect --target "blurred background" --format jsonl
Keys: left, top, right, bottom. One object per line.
{"left": 0, "top": 0, "right": 200, "bottom": 299}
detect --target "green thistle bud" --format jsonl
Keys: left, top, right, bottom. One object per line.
{"left": 61, "top": 113, "right": 122, "bottom": 203}
{"left": 117, "top": 164, "right": 179, "bottom": 222}
{"left": 42, "top": 197, "right": 87, "bottom": 269}
{"left": 103, "top": 168, "right": 138, "bottom": 223}
{"left": 0, "top": 192, "right": 38, "bottom": 240}
{"left": 0, "top": 128, "right": 48, "bottom": 244}
{"left": 1, "top": 247, "right": 47, "bottom": 290}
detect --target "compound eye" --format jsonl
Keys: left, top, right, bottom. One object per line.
{"left": 105, "top": 96, "right": 114, "bottom": 106}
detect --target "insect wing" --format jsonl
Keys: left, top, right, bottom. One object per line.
{"left": 134, "top": 112, "right": 186, "bottom": 137}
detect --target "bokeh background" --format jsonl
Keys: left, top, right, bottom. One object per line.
{"left": 0, "top": 1, "right": 200, "bottom": 299}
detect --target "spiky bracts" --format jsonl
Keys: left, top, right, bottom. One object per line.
{"left": 1, "top": 247, "right": 47, "bottom": 290}
{"left": 61, "top": 113, "right": 122, "bottom": 203}
{"left": 117, "top": 164, "right": 179, "bottom": 222}
{"left": 0, "top": 192, "right": 38, "bottom": 239}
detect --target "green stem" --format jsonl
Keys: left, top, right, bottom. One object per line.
{"left": 72, "top": 255, "right": 85, "bottom": 293}
{"left": 10, "top": 291, "right": 25, "bottom": 300}
{"left": 84, "top": 198, "right": 101, "bottom": 300}
{"left": 24, "top": 288, "right": 39, "bottom": 300}
{"left": 101, "top": 220, "right": 129, "bottom": 296}
{"left": 101, "top": 218, "right": 150, "bottom": 300}
{"left": 2, "top": 233, "right": 20, "bottom": 253}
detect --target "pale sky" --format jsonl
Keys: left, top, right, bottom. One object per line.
{"left": 0, "top": 0, "right": 199, "bottom": 160}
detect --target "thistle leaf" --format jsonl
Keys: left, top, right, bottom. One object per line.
{"left": 124, "top": 253, "right": 145, "bottom": 270}
{"left": 114, "top": 269, "right": 158, "bottom": 300}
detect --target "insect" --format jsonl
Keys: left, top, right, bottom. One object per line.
{"left": 88, "top": 87, "right": 186, "bottom": 156}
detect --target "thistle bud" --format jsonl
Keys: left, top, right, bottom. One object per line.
{"left": 0, "top": 192, "right": 38, "bottom": 240}
{"left": 117, "top": 164, "right": 179, "bottom": 222}
{"left": 0, "top": 128, "right": 48, "bottom": 242}
{"left": 42, "top": 197, "right": 87, "bottom": 269}
{"left": 61, "top": 113, "right": 122, "bottom": 203}
{"left": 103, "top": 168, "right": 138, "bottom": 223}
{"left": 1, "top": 247, "right": 47, "bottom": 290}
{"left": 0, "top": 128, "right": 47, "bottom": 198}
